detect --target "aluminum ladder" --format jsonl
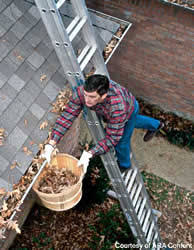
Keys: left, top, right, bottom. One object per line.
{"left": 34, "top": 0, "right": 165, "bottom": 249}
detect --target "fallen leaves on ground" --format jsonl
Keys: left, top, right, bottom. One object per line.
{"left": 51, "top": 88, "right": 72, "bottom": 113}
{"left": 10, "top": 197, "right": 115, "bottom": 249}
{"left": 23, "top": 147, "right": 32, "bottom": 156}
{"left": 24, "top": 119, "right": 28, "bottom": 127}
{"left": 13, "top": 51, "right": 24, "bottom": 61}
{"left": 143, "top": 171, "right": 193, "bottom": 246}
{"left": 40, "top": 74, "right": 47, "bottom": 82}
{"left": 0, "top": 128, "right": 6, "bottom": 146}
{"left": 10, "top": 161, "right": 19, "bottom": 170}
{"left": 138, "top": 98, "right": 194, "bottom": 150}
{"left": 16, "top": 55, "right": 24, "bottom": 61}
{"left": 39, "top": 120, "right": 48, "bottom": 130}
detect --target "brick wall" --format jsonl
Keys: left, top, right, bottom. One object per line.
{"left": 86, "top": 0, "right": 194, "bottom": 121}
{"left": 86, "top": 0, "right": 193, "bottom": 26}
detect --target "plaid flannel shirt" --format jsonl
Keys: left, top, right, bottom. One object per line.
{"left": 51, "top": 81, "right": 135, "bottom": 156}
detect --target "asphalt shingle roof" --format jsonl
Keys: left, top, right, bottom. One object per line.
{"left": 0, "top": 0, "right": 120, "bottom": 191}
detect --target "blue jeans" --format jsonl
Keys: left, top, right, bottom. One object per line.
{"left": 115, "top": 100, "right": 160, "bottom": 169}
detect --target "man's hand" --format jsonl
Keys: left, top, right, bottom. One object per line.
{"left": 78, "top": 150, "right": 92, "bottom": 174}
{"left": 41, "top": 144, "right": 55, "bottom": 163}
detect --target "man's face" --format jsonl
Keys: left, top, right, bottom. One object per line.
{"left": 84, "top": 90, "right": 107, "bottom": 107}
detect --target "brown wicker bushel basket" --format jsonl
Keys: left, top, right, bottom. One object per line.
{"left": 33, "top": 154, "right": 84, "bottom": 211}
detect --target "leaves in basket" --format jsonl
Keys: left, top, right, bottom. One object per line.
{"left": 38, "top": 167, "right": 79, "bottom": 194}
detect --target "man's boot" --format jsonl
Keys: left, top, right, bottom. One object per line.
{"left": 143, "top": 122, "right": 164, "bottom": 142}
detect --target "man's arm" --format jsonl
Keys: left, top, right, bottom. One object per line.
{"left": 89, "top": 114, "right": 127, "bottom": 156}
{"left": 42, "top": 88, "right": 83, "bottom": 163}
{"left": 50, "top": 89, "right": 83, "bottom": 144}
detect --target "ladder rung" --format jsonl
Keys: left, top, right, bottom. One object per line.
{"left": 144, "top": 220, "right": 151, "bottom": 236}
{"left": 130, "top": 182, "right": 137, "bottom": 200}
{"left": 132, "top": 183, "right": 142, "bottom": 207}
{"left": 69, "top": 16, "right": 87, "bottom": 42}
{"left": 142, "top": 209, "right": 151, "bottom": 232}
{"left": 66, "top": 16, "right": 80, "bottom": 35}
{"left": 127, "top": 168, "right": 137, "bottom": 192}
{"left": 80, "top": 46, "right": 96, "bottom": 71}
{"left": 151, "top": 232, "right": 159, "bottom": 250}
{"left": 56, "top": 0, "right": 66, "bottom": 9}
{"left": 123, "top": 168, "right": 133, "bottom": 185}
{"left": 146, "top": 221, "right": 155, "bottom": 243}
{"left": 77, "top": 44, "right": 90, "bottom": 64}
{"left": 135, "top": 196, "right": 143, "bottom": 213}
{"left": 138, "top": 197, "right": 147, "bottom": 220}
{"left": 140, "top": 209, "right": 146, "bottom": 225}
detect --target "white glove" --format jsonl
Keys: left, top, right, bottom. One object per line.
{"left": 41, "top": 144, "right": 54, "bottom": 163}
{"left": 78, "top": 150, "right": 92, "bottom": 174}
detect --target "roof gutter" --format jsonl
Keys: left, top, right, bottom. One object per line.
{"left": 88, "top": 8, "right": 132, "bottom": 65}
{"left": 1, "top": 160, "right": 47, "bottom": 235}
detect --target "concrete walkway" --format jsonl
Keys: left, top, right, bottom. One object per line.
{"left": 131, "top": 129, "right": 194, "bottom": 192}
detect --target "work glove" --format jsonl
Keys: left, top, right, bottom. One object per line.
{"left": 77, "top": 150, "right": 92, "bottom": 174}
{"left": 41, "top": 144, "right": 54, "bottom": 164}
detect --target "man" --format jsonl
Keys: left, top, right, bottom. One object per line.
{"left": 42, "top": 74, "right": 163, "bottom": 173}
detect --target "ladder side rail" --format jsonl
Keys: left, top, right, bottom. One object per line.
{"left": 56, "top": 0, "right": 67, "bottom": 9}
{"left": 95, "top": 154, "right": 148, "bottom": 245}
{"left": 130, "top": 169, "right": 162, "bottom": 246}
{"left": 70, "top": 0, "right": 110, "bottom": 75}
{"left": 34, "top": 0, "right": 83, "bottom": 88}
{"left": 128, "top": 164, "right": 163, "bottom": 249}
{"left": 71, "top": 0, "right": 100, "bottom": 45}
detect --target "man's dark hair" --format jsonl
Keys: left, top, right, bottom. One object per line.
{"left": 84, "top": 74, "right": 109, "bottom": 96}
